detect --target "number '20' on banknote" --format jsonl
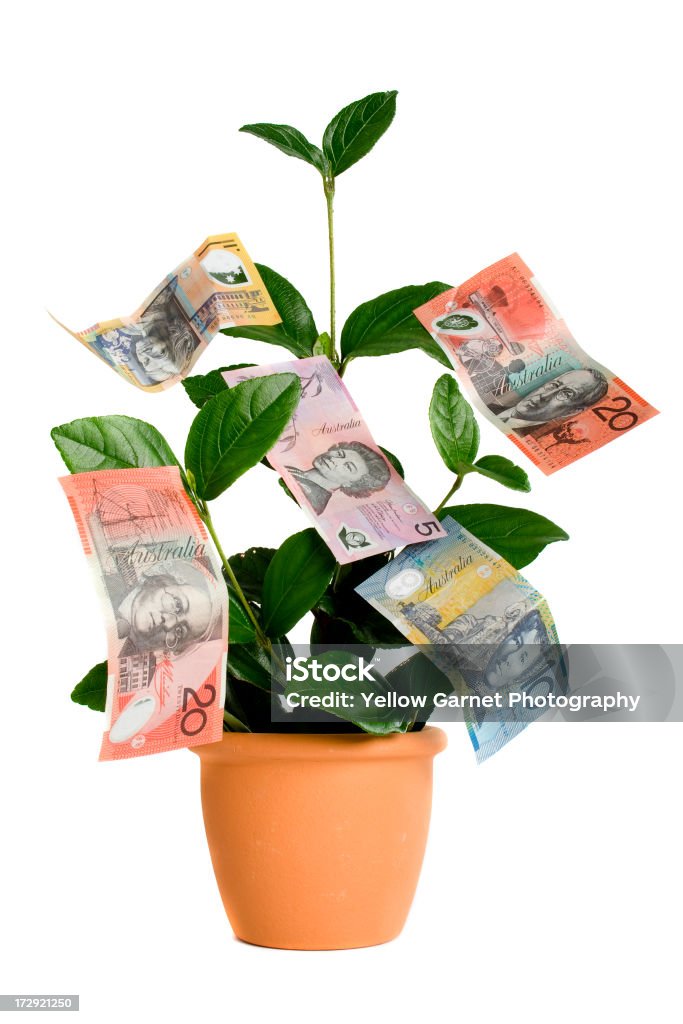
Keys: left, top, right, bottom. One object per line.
{"left": 356, "top": 516, "right": 566, "bottom": 762}
{"left": 60, "top": 466, "right": 227, "bottom": 759}
{"left": 53, "top": 233, "right": 281, "bottom": 391}
{"left": 413, "top": 253, "right": 658, "bottom": 474}
{"left": 223, "top": 356, "right": 446, "bottom": 564}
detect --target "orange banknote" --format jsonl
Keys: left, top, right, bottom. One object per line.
{"left": 414, "top": 254, "right": 658, "bottom": 473}
{"left": 54, "top": 234, "right": 280, "bottom": 391}
{"left": 60, "top": 466, "right": 227, "bottom": 759}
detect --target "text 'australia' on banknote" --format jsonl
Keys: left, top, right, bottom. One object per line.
{"left": 413, "top": 254, "right": 658, "bottom": 474}
{"left": 355, "top": 516, "right": 565, "bottom": 762}
{"left": 60, "top": 466, "right": 227, "bottom": 760}
{"left": 54, "top": 234, "right": 281, "bottom": 391}
{"left": 222, "top": 356, "right": 446, "bottom": 564}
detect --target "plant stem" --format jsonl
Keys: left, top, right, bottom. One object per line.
{"left": 324, "top": 174, "right": 337, "bottom": 362}
{"left": 199, "top": 504, "right": 271, "bottom": 651}
{"left": 435, "top": 472, "right": 465, "bottom": 514}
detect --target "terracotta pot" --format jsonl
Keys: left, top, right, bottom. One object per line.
{"left": 193, "top": 727, "right": 447, "bottom": 950}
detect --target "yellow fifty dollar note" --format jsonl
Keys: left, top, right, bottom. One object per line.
{"left": 53, "top": 234, "right": 281, "bottom": 391}
{"left": 356, "top": 516, "right": 564, "bottom": 761}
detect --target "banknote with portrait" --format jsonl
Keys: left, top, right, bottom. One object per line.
{"left": 413, "top": 254, "right": 658, "bottom": 473}
{"left": 222, "top": 356, "right": 446, "bottom": 564}
{"left": 356, "top": 516, "right": 566, "bottom": 761}
{"left": 60, "top": 466, "right": 227, "bottom": 759}
{"left": 54, "top": 234, "right": 280, "bottom": 391}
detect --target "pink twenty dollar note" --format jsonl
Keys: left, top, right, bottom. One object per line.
{"left": 223, "top": 356, "right": 445, "bottom": 563}
{"left": 60, "top": 466, "right": 227, "bottom": 760}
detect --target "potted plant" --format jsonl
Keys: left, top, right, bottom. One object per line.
{"left": 52, "top": 91, "right": 568, "bottom": 950}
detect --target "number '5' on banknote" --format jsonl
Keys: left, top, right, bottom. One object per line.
{"left": 52, "top": 234, "right": 281, "bottom": 392}
{"left": 60, "top": 466, "right": 228, "bottom": 760}
{"left": 222, "top": 356, "right": 445, "bottom": 564}
{"left": 413, "top": 253, "right": 659, "bottom": 474}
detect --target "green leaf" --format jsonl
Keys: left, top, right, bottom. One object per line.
{"left": 71, "top": 661, "right": 107, "bottom": 712}
{"left": 384, "top": 653, "right": 459, "bottom": 731}
{"left": 261, "top": 528, "right": 336, "bottom": 637}
{"left": 313, "top": 332, "right": 334, "bottom": 359}
{"left": 340, "top": 282, "right": 452, "bottom": 367}
{"left": 185, "top": 373, "right": 301, "bottom": 501}
{"left": 313, "top": 553, "right": 404, "bottom": 647}
{"left": 225, "top": 670, "right": 273, "bottom": 730}
{"left": 51, "top": 415, "right": 178, "bottom": 474}
{"left": 239, "top": 122, "right": 328, "bottom": 174}
{"left": 221, "top": 264, "right": 318, "bottom": 358}
{"left": 437, "top": 503, "right": 569, "bottom": 568}
{"left": 323, "top": 90, "right": 398, "bottom": 176}
{"left": 182, "top": 364, "right": 255, "bottom": 410}
{"left": 227, "top": 546, "right": 276, "bottom": 604}
{"left": 314, "top": 596, "right": 405, "bottom": 647}
{"left": 227, "top": 643, "right": 272, "bottom": 692}
{"left": 429, "top": 374, "right": 480, "bottom": 472}
{"left": 283, "top": 652, "right": 408, "bottom": 735}
{"left": 310, "top": 610, "right": 371, "bottom": 651}
{"left": 470, "top": 455, "right": 531, "bottom": 493}
{"left": 228, "top": 590, "right": 257, "bottom": 644}
{"left": 379, "top": 446, "right": 404, "bottom": 478}
{"left": 278, "top": 476, "right": 296, "bottom": 502}
{"left": 228, "top": 633, "right": 293, "bottom": 697}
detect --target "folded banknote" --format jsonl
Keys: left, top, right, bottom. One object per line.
{"left": 356, "top": 516, "right": 565, "bottom": 762}
{"left": 60, "top": 466, "right": 227, "bottom": 759}
{"left": 222, "top": 356, "right": 446, "bottom": 563}
{"left": 54, "top": 234, "right": 280, "bottom": 391}
{"left": 414, "top": 254, "right": 658, "bottom": 473}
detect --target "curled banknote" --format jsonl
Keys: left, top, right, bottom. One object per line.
{"left": 222, "top": 356, "right": 446, "bottom": 563}
{"left": 53, "top": 234, "right": 280, "bottom": 391}
{"left": 414, "top": 254, "right": 658, "bottom": 473}
{"left": 355, "top": 516, "right": 565, "bottom": 762}
{"left": 60, "top": 466, "right": 227, "bottom": 760}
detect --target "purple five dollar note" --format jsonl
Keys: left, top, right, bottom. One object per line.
{"left": 222, "top": 356, "right": 446, "bottom": 564}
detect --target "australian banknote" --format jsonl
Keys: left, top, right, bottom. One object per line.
{"left": 413, "top": 254, "right": 658, "bottom": 474}
{"left": 54, "top": 234, "right": 280, "bottom": 391}
{"left": 60, "top": 466, "right": 227, "bottom": 760}
{"left": 222, "top": 356, "right": 446, "bottom": 564}
{"left": 355, "top": 516, "right": 565, "bottom": 762}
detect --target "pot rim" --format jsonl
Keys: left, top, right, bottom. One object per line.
{"left": 192, "top": 726, "right": 448, "bottom": 764}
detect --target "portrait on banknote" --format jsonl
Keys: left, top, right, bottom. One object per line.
{"left": 110, "top": 560, "right": 221, "bottom": 657}
{"left": 76, "top": 473, "right": 224, "bottom": 662}
{"left": 431, "top": 299, "right": 610, "bottom": 430}
{"left": 286, "top": 441, "right": 392, "bottom": 514}
{"left": 93, "top": 279, "right": 201, "bottom": 386}
{"left": 493, "top": 368, "right": 609, "bottom": 430}
{"left": 400, "top": 582, "right": 560, "bottom": 692}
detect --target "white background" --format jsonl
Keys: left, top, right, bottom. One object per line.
{"left": 2, "top": 1, "right": 681, "bottom": 1022}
